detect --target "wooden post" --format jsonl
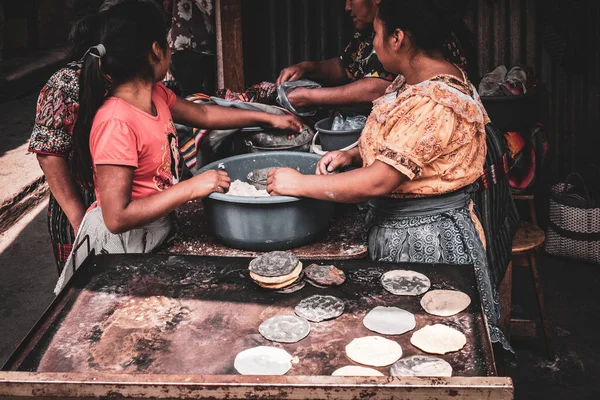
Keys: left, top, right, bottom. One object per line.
{"left": 217, "top": 0, "right": 244, "bottom": 92}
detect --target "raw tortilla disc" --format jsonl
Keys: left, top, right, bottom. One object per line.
{"left": 332, "top": 366, "right": 384, "bottom": 377}
{"left": 381, "top": 270, "right": 431, "bottom": 296}
{"left": 294, "top": 295, "right": 345, "bottom": 322}
{"left": 249, "top": 251, "right": 300, "bottom": 277}
{"left": 258, "top": 315, "right": 311, "bottom": 343}
{"left": 304, "top": 264, "right": 346, "bottom": 286}
{"left": 250, "top": 262, "right": 302, "bottom": 284}
{"left": 363, "top": 306, "right": 416, "bottom": 335}
{"left": 345, "top": 336, "right": 403, "bottom": 367}
{"left": 420, "top": 290, "right": 471, "bottom": 317}
{"left": 305, "top": 279, "right": 329, "bottom": 289}
{"left": 274, "top": 280, "right": 306, "bottom": 294}
{"left": 390, "top": 355, "right": 453, "bottom": 377}
{"left": 410, "top": 324, "right": 467, "bottom": 355}
{"left": 254, "top": 272, "right": 304, "bottom": 289}
{"left": 234, "top": 346, "right": 293, "bottom": 375}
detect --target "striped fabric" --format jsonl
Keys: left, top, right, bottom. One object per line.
{"left": 473, "top": 123, "right": 520, "bottom": 289}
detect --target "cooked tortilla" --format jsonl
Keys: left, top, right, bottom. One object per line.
{"left": 363, "top": 306, "right": 416, "bottom": 335}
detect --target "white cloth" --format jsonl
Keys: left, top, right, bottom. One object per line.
{"left": 54, "top": 206, "right": 172, "bottom": 294}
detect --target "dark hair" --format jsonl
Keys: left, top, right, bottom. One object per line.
{"left": 71, "top": 0, "right": 168, "bottom": 188}
{"left": 67, "top": 14, "right": 101, "bottom": 61}
{"left": 377, "top": 0, "right": 478, "bottom": 80}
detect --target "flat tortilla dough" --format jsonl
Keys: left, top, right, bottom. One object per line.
{"left": 345, "top": 336, "right": 403, "bottom": 367}
{"left": 363, "top": 306, "right": 416, "bottom": 335}
{"left": 274, "top": 280, "right": 306, "bottom": 294}
{"left": 304, "top": 264, "right": 346, "bottom": 286}
{"left": 253, "top": 271, "right": 303, "bottom": 289}
{"left": 250, "top": 263, "right": 302, "bottom": 284}
{"left": 259, "top": 315, "right": 310, "bottom": 343}
{"left": 420, "top": 290, "right": 471, "bottom": 317}
{"left": 249, "top": 251, "right": 299, "bottom": 277}
{"left": 294, "top": 295, "right": 345, "bottom": 322}
{"left": 234, "top": 346, "right": 293, "bottom": 375}
{"left": 381, "top": 270, "right": 431, "bottom": 296}
{"left": 410, "top": 324, "right": 466, "bottom": 355}
{"left": 390, "top": 355, "right": 453, "bottom": 377}
{"left": 332, "top": 366, "right": 384, "bottom": 377}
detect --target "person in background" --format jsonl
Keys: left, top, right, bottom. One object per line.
{"left": 267, "top": 0, "right": 512, "bottom": 352}
{"left": 276, "top": 0, "right": 394, "bottom": 111}
{"left": 29, "top": 13, "right": 101, "bottom": 274}
{"left": 54, "top": 0, "right": 301, "bottom": 294}
{"left": 31, "top": 0, "right": 300, "bottom": 277}
{"left": 29, "top": 0, "right": 167, "bottom": 275}
{"left": 166, "top": 0, "right": 216, "bottom": 97}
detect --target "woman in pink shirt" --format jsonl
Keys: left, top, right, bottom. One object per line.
{"left": 55, "top": 1, "right": 302, "bottom": 292}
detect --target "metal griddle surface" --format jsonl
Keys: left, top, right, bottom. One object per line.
{"left": 4, "top": 254, "right": 495, "bottom": 377}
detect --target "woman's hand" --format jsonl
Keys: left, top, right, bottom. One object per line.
{"left": 266, "top": 168, "right": 304, "bottom": 197}
{"left": 316, "top": 150, "right": 355, "bottom": 175}
{"left": 188, "top": 170, "right": 231, "bottom": 199}
{"left": 276, "top": 62, "right": 310, "bottom": 85}
{"left": 268, "top": 114, "right": 304, "bottom": 134}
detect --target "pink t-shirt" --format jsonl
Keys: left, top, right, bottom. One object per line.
{"left": 89, "top": 82, "right": 179, "bottom": 208}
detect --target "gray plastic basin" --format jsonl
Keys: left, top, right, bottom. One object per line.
{"left": 315, "top": 117, "right": 362, "bottom": 151}
{"left": 196, "top": 152, "right": 336, "bottom": 251}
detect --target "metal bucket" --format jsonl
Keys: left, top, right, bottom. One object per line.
{"left": 245, "top": 128, "right": 313, "bottom": 153}
{"left": 197, "top": 152, "right": 336, "bottom": 251}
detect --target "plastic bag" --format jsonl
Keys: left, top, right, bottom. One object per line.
{"left": 276, "top": 80, "right": 322, "bottom": 116}
{"left": 331, "top": 114, "right": 367, "bottom": 131}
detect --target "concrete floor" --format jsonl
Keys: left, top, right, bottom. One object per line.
{"left": 0, "top": 200, "right": 56, "bottom": 365}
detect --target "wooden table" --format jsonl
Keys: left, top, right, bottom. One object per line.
{"left": 160, "top": 201, "right": 369, "bottom": 260}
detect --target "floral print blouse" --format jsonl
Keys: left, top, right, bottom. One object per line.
{"left": 29, "top": 62, "right": 81, "bottom": 156}
{"left": 340, "top": 30, "right": 396, "bottom": 82}
{"left": 359, "top": 71, "right": 490, "bottom": 198}
{"left": 168, "top": 0, "right": 215, "bottom": 55}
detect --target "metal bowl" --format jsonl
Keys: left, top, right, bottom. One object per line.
{"left": 196, "top": 152, "right": 336, "bottom": 251}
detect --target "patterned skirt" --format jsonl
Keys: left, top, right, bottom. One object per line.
{"left": 47, "top": 190, "right": 96, "bottom": 275}
{"left": 366, "top": 187, "right": 512, "bottom": 352}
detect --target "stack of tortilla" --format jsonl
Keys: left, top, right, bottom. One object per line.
{"left": 249, "top": 251, "right": 304, "bottom": 292}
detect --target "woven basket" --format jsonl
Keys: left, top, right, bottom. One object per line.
{"left": 546, "top": 174, "right": 600, "bottom": 264}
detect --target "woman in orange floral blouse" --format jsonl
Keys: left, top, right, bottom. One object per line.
{"left": 267, "top": 0, "right": 511, "bottom": 351}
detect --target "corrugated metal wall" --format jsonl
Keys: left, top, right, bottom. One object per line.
{"left": 241, "top": 0, "right": 600, "bottom": 181}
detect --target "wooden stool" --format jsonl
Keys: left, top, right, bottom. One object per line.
{"left": 499, "top": 221, "right": 554, "bottom": 357}
{"left": 512, "top": 193, "right": 537, "bottom": 225}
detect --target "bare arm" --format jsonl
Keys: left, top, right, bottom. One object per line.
{"left": 169, "top": 98, "right": 302, "bottom": 132}
{"left": 37, "top": 155, "right": 87, "bottom": 233}
{"left": 276, "top": 58, "right": 349, "bottom": 87}
{"left": 267, "top": 161, "right": 406, "bottom": 203}
{"left": 97, "top": 165, "right": 230, "bottom": 234}
{"left": 286, "top": 78, "right": 391, "bottom": 109}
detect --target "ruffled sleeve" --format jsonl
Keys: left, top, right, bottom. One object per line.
{"left": 375, "top": 94, "right": 479, "bottom": 180}
{"left": 28, "top": 67, "right": 80, "bottom": 156}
